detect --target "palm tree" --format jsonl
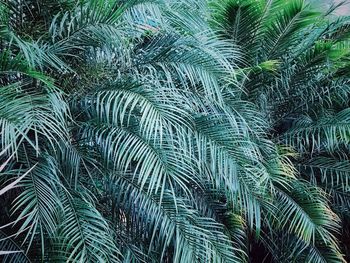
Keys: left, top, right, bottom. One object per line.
{"left": 0, "top": 0, "right": 255, "bottom": 262}
{"left": 0, "top": 0, "right": 348, "bottom": 262}
{"left": 210, "top": 0, "right": 350, "bottom": 261}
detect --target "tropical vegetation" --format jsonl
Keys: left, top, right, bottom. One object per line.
{"left": 0, "top": 0, "right": 350, "bottom": 262}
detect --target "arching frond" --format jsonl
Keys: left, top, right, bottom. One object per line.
{"left": 299, "top": 156, "right": 350, "bottom": 191}
{"left": 0, "top": 83, "right": 68, "bottom": 157}
{"left": 274, "top": 181, "right": 344, "bottom": 262}
{"left": 79, "top": 123, "right": 197, "bottom": 199}
{"left": 105, "top": 172, "right": 243, "bottom": 263}
{"left": 78, "top": 80, "right": 194, "bottom": 141}
{"left": 281, "top": 109, "right": 350, "bottom": 154}
{"left": 10, "top": 156, "right": 62, "bottom": 256}
{"left": 53, "top": 189, "right": 122, "bottom": 262}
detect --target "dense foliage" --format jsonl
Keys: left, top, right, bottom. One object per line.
{"left": 0, "top": 0, "right": 349, "bottom": 262}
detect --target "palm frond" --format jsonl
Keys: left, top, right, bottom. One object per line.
{"left": 0, "top": 83, "right": 68, "bottom": 157}
{"left": 53, "top": 189, "right": 122, "bottom": 262}
{"left": 263, "top": 0, "right": 318, "bottom": 59}
{"left": 0, "top": 231, "right": 30, "bottom": 263}
{"left": 10, "top": 156, "right": 61, "bottom": 257}
{"left": 106, "top": 172, "right": 242, "bottom": 263}
{"left": 275, "top": 181, "right": 344, "bottom": 262}
{"left": 281, "top": 109, "right": 350, "bottom": 154}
